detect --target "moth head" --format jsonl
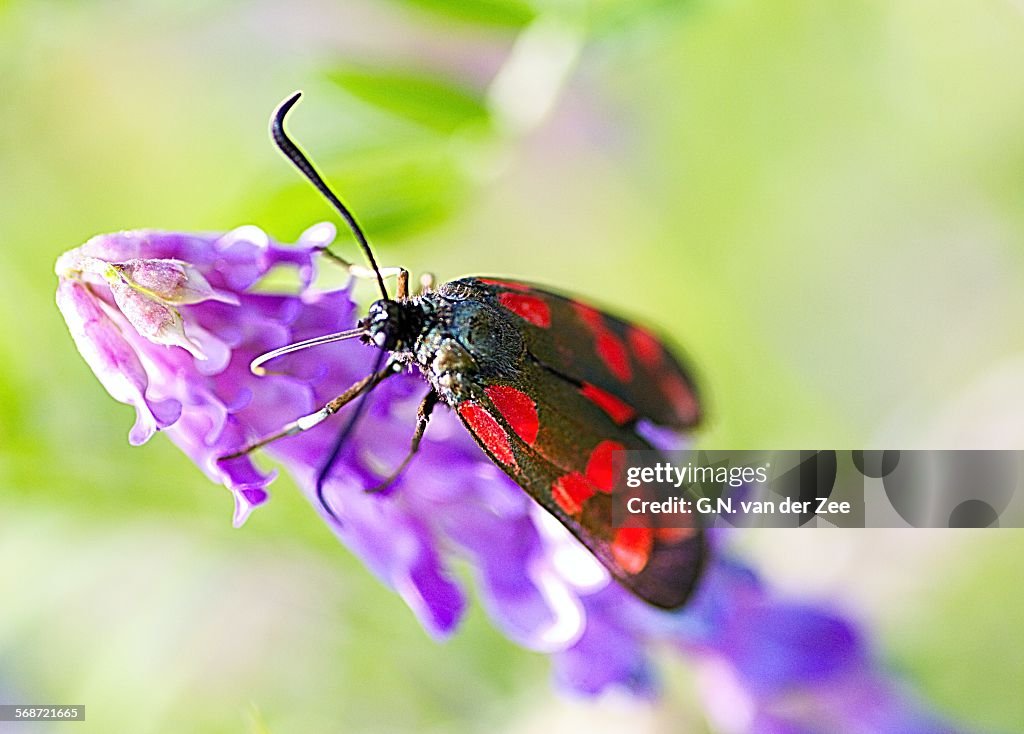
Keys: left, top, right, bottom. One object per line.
{"left": 364, "top": 299, "right": 407, "bottom": 351}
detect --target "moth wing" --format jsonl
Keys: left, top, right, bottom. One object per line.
{"left": 443, "top": 278, "right": 702, "bottom": 432}
{"left": 454, "top": 360, "right": 705, "bottom": 610}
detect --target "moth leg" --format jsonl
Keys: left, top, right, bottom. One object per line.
{"left": 417, "top": 272, "right": 437, "bottom": 295}
{"left": 218, "top": 360, "right": 398, "bottom": 461}
{"left": 365, "top": 388, "right": 439, "bottom": 494}
{"left": 320, "top": 248, "right": 406, "bottom": 281}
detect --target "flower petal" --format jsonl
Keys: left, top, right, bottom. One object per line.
{"left": 56, "top": 279, "right": 181, "bottom": 445}
{"left": 108, "top": 278, "right": 206, "bottom": 359}
{"left": 110, "top": 258, "right": 240, "bottom": 305}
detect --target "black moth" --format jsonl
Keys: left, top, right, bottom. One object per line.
{"left": 222, "top": 93, "right": 706, "bottom": 609}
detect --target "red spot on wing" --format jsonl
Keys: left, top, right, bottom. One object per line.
{"left": 498, "top": 292, "right": 551, "bottom": 328}
{"left": 628, "top": 326, "right": 663, "bottom": 368}
{"left": 580, "top": 383, "right": 636, "bottom": 425}
{"left": 552, "top": 472, "right": 596, "bottom": 515}
{"left": 586, "top": 440, "right": 624, "bottom": 493}
{"left": 611, "top": 527, "right": 653, "bottom": 575}
{"left": 458, "top": 402, "right": 516, "bottom": 468}
{"left": 595, "top": 330, "right": 632, "bottom": 382}
{"left": 572, "top": 302, "right": 605, "bottom": 330}
{"left": 479, "top": 278, "right": 529, "bottom": 291}
{"left": 571, "top": 302, "right": 633, "bottom": 382}
{"left": 654, "top": 526, "right": 697, "bottom": 543}
{"left": 663, "top": 373, "right": 699, "bottom": 424}
{"left": 485, "top": 385, "right": 539, "bottom": 445}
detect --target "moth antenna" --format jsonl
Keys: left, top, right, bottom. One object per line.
{"left": 250, "top": 327, "right": 366, "bottom": 375}
{"left": 271, "top": 91, "right": 390, "bottom": 301}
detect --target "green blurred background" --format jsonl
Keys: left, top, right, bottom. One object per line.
{"left": 2, "top": 0, "right": 1023, "bottom": 731}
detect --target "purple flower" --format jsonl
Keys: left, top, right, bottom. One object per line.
{"left": 55, "top": 224, "right": 328, "bottom": 522}
{"left": 56, "top": 227, "right": 968, "bottom": 731}
{"left": 679, "top": 559, "right": 965, "bottom": 733}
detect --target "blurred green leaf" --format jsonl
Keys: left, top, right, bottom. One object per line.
{"left": 248, "top": 142, "right": 469, "bottom": 245}
{"left": 390, "top": 0, "right": 536, "bottom": 29}
{"left": 326, "top": 66, "right": 491, "bottom": 135}
{"left": 245, "top": 703, "right": 273, "bottom": 734}
{"left": 585, "top": 0, "right": 695, "bottom": 38}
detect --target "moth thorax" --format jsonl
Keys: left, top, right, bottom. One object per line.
{"left": 431, "top": 339, "right": 476, "bottom": 396}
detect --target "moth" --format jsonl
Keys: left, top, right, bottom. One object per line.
{"left": 224, "top": 93, "right": 706, "bottom": 610}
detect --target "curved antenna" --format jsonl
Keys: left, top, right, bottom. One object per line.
{"left": 249, "top": 327, "right": 366, "bottom": 375}
{"left": 271, "top": 92, "right": 389, "bottom": 301}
